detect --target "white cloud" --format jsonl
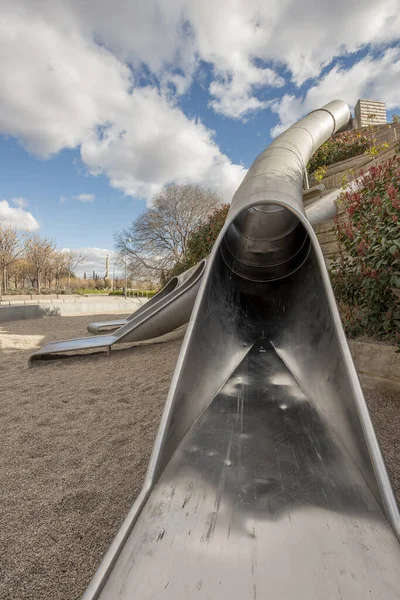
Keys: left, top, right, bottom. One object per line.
{"left": 0, "top": 2, "right": 245, "bottom": 202}
{"left": 0, "top": 200, "right": 39, "bottom": 230}
{"left": 80, "top": 85, "right": 246, "bottom": 200}
{"left": 74, "top": 193, "right": 95, "bottom": 203}
{"left": 61, "top": 247, "right": 114, "bottom": 278}
{"left": 0, "top": 0, "right": 400, "bottom": 204}
{"left": 185, "top": 0, "right": 400, "bottom": 91}
{"left": 0, "top": 5, "right": 131, "bottom": 157}
{"left": 209, "top": 64, "right": 284, "bottom": 119}
{"left": 12, "top": 197, "right": 29, "bottom": 208}
{"left": 270, "top": 48, "right": 400, "bottom": 136}
{"left": 80, "top": 0, "right": 398, "bottom": 116}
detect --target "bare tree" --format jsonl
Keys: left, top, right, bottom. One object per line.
{"left": 9, "top": 259, "right": 31, "bottom": 289}
{"left": 24, "top": 235, "right": 56, "bottom": 294}
{"left": 0, "top": 223, "right": 24, "bottom": 294}
{"left": 62, "top": 250, "right": 86, "bottom": 290}
{"left": 43, "top": 253, "right": 59, "bottom": 290}
{"left": 114, "top": 184, "right": 221, "bottom": 276}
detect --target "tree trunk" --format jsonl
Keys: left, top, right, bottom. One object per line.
{"left": 2, "top": 267, "right": 7, "bottom": 294}
{"left": 37, "top": 269, "right": 41, "bottom": 294}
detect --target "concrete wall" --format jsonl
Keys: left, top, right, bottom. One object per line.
{"left": 349, "top": 340, "right": 400, "bottom": 394}
{"left": 0, "top": 298, "right": 145, "bottom": 323}
{"left": 0, "top": 294, "right": 77, "bottom": 302}
{"left": 354, "top": 99, "right": 387, "bottom": 128}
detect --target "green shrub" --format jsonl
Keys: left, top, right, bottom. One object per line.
{"left": 162, "top": 204, "right": 230, "bottom": 284}
{"left": 109, "top": 290, "right": 158, "bottom": 298}
{"left": 308, "top": 131, "right": 370, "bottom": 173}
{"left": 330, "top": 157, "right": 400, "bottom": 349}
{"left": 186, "top": 204, "right": 230, "bottom": 263}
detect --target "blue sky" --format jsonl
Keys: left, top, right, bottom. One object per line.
{"left": 0, "top": 137, "right": 147, "bottom": 248}
{"left": 1, "top": 0, "right": 400, "bottom": 276}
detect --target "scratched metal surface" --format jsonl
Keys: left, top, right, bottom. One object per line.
{"left": 98, "top": 343, "right": 400, "bottom": 599}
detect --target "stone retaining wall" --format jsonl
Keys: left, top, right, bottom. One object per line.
{"left": 349, "top": 341, "right": 400, "bottom": 394}
{"left": 310, "top": 123, "right": 400, "bottom": 260}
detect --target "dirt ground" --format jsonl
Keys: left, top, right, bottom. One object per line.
{"left": 0, "top": 314, "right": 399, "bottom": 600}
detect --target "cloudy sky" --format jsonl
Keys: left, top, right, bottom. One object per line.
{"left": 1, "top": 0, "right": 400, "bottom": 276}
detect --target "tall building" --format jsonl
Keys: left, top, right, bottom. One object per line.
{"left": 105, "top": 255, "right": 109, "bottom": 279}
{"left": 354, "top": 99, "right": 387, "bottom": 128}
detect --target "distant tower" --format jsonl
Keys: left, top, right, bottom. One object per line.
{"left": 105, "top": 255, "right": 109, "bottom": 279}
{"left": 354, "top": 99, "right": 387, "bottom": 129}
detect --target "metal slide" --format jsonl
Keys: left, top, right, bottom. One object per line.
{"left": 28, "top": 260, "right": 206, "bottom": 364}
{"left": 87, "top": 263, "right": 202, "bottom": 334}
{"left": 87, "top": 189, "right": 343, "bottom": 336}
{"left": 81, "top": 100, "right": 400, "bottom": 599}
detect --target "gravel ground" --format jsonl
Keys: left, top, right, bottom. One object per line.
{"left": 0, "top": 314, "right": 184, "bottom": 600}
{"left": 0, "top": 314, "right": 399, "bottom": 600}
{"left": 364, "top": 388, "right": 400, "bottom": 499}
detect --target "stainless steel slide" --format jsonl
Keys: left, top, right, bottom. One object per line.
{"left": 87, "top": 193, "right": 343, "bottom": 336}
{"left": 87, "top": 263, "right": 201, "bottom": 334}
{"left": 82, "top": 100, "right": 400, "bottom": 599}
{"left": 29, "top": 260, "right": 206, "bottom": 364}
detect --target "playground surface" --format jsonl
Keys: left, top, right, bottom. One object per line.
{"left": 0, "top": 314, "right": 399, "bottom": 600}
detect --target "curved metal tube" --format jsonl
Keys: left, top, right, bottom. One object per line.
{"left": 306, "top": 174, "right": 371, "bottom": 226}
{"left": 82, "top": 102, "right": 400, "bottom": 600}
{"left": 306, "top": 187, "right": 341, "bottom": 225}
{"left": 87, "top": 263, "right": 201, "bottom": 334}
{"left": 222, "top": 100, "right": 349, "bottom": 280}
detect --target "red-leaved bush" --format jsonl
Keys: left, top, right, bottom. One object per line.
{"left": 330, "top": 157, "right": 400, "bottom": 349}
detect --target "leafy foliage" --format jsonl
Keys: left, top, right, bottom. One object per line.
{"left": 308, "top": 130, "right": 370, "bottom": 173}
{"left": 330, "top": 157, "right": 400, "bottom": 349}
{"left": 313, "top": 166, "right": 327, "bottom": 181}
{"left": 161, "top": 204, "right": 229, "bottom": 283}
{"left": 185, "top": 203, "right": 230, "bottom": 263}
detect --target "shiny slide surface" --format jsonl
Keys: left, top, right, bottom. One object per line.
{"left": 29, "top": 260, "right": 206, "bottom": 364}
{"left": 82, "top": 101, "right": 400, "bottom": 599}
{"left": 87, "top": 264, "right": 201, "bottom": 334}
